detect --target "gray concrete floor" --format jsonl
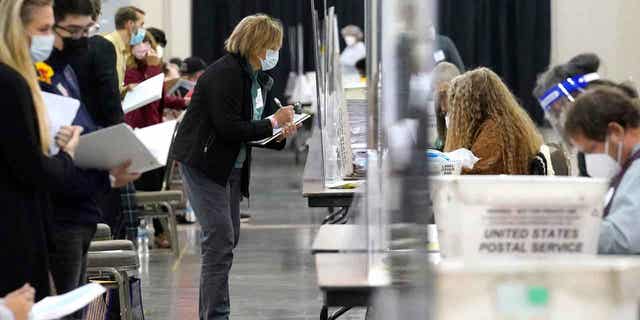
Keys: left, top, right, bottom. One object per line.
{"left": 137, "top": 148, "right": 365, "bottom": 319}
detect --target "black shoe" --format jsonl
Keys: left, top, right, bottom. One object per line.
{"left": 240, "top": 213, "right": 251, "bottom": 223}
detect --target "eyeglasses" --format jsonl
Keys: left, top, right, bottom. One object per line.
{"left": 54, "top": 23, "right": 96, "bottom": 39}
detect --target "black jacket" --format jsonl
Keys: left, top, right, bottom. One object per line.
{"left": 42, "top": 50, "right": 111, "bottom": 227}
{"left": 170, "top": 53, "right": 284, "bottom": 197}
{"left": 70, "top": 36, "right": 124, "bottom": 127}
{"left": 436, "top": 35, "right": 466, "bottom": 72}
{"left": 0, "top": 63, "right": 77, "bottom": 301}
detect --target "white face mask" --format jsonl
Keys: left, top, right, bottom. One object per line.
{"left": 344, "top": 36, "right": 357, "bottom": 46}
{"left": 30, "top": 34, "right": 55, "bottom": 62}
{"left": 585, "top": 138, "right": 623, "bottom": 179}
{"left": 156, "top": 46, "right": 164, "bottom": 59}
{"left": 260, "top": 49, "right": 279, "bottom": 71}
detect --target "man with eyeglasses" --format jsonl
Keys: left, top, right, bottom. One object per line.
{"left": 39, "top": 1, "right": 140, "bottom": 318}
{"left": 104, "top": 5, "right": 146, "bottom": 94}
{"left": 68, "top": 0, "right": 142, "bottom": 245}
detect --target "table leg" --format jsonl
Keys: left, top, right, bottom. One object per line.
{"left": 322, "top": 208, "right": 342, "bottom": 224}
{"left": 329, "top": 306, "right": 353, "bottom": 319}
{"left": 320, "top": 305, "right": 328, "bottom": 320}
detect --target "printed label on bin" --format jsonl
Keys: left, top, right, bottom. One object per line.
{"left": 463, "top": 206, "right": 601, "bottom": 257}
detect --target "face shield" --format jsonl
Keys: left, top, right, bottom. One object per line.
{"left": 538, "top": 73, "right": 601, "bottom": 145}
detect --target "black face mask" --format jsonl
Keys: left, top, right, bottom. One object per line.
{"left": 62, "top": 36, "right": 89, "bottom": 56}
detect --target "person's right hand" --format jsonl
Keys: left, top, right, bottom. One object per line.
{"left": 57, "top": 126, "right": 84, "bottom": 159}
{"left": 4, "top": 284, "right": 35, "bottom": 320}
{"left": 146, "top": 48, "right": 162, "bottom": 66}
{"left": 110, "top": 160, "right": 141, "bottom": 188}
{"left": 124, "top": 83, "right": 138, "bottom": 93}
{"left": 273, "top": 106, "right": 294, "bottom": 128}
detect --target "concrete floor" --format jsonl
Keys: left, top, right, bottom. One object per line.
{"left": 136, "top": 148, "right": 365, "bottom": 320}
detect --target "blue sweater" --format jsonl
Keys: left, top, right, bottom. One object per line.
{"left": 39, "top": 49, "right": 111, "bottom": 227}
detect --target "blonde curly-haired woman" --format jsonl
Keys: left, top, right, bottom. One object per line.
{"left": 444, "top": 67, "right": 543, "bottom": 175}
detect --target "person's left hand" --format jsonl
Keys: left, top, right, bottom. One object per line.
{"left": 4, "top": 284, "right": 35, "bottom": 320}
{"left": 277, "top": 122, "right": 302, "bottom": 142}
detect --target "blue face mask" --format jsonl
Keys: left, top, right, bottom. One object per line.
{"left": 30, "top": 34, "right": 55, "bottom": 62}
{"left": 260, "top": 49, "right": 279, "bottom": 71}
{"left": 130, "top": 28, "right": 146, "bottom": 45}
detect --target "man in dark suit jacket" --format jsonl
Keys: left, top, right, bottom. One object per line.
{"left": 69, "top": 0, "right": 137, "bottom": 243}
{"left": 70, "top": 35, "right": 124, "bottom": 127}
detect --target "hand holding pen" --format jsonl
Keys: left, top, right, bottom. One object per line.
{"left": 273, "top": 98, "right": 301, "bottom": 141}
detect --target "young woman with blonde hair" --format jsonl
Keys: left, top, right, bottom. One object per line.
{"left": 444, "top": 67, "right": 543, "bottom": 175}
{"left": 0, "top": 0, "right": 82, "bottom": 301}
{"left": 170, "top": 14, "right": 298, "bottom": 319}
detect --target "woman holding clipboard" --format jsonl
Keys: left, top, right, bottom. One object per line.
{"left": 170, "top": 14, "right": 298, "bottom": 320}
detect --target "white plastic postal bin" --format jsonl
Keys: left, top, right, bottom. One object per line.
{"left": 430, "top": 176, "right": 609, "bottom": 258}
{"left": 435, "top": 257, "right": 640, "bottom": 320}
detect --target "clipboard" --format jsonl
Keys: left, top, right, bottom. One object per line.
{"left": 74, "top": 120, "right": 177, "bottom": 173}
{"left": 249, "top": 113, "right": 311, "bottom": 146}
{"left": 122, "top": 73, "right": 165, "bottom": 113}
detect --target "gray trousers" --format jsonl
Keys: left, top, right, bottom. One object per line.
{"left": 180, "top": 164, "right": 242, "bottom": 320}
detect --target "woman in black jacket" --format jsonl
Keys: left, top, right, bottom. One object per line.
{"left": 0, "top": 0, "right": 83, "bottom": 301}
{"left": 170, "top": 14, "right": 297, "bottom": 319}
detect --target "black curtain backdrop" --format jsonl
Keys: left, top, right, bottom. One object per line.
{"left": 438, "top": 0, "right": 551, "bottom": 124}
{"left": 191, "top": 0, "right": 365, "bottom": 102}
{"left": 191, "top": 0, "right": 550, "bottom": 124}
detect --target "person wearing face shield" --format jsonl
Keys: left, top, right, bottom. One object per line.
{"left": 565, "top": 87, "right": 640, "bottom": 254}
{"left": 169, "top": 14, "right": 298, "bottom": 320}
{"left": 533, "top": 53, "right": 602, "bottom": 176}
{"left": 103, "top": 5, "right": 146, "bottom": 94}
{"left": 339, "top": 24, "right": 366, "bottom": 82}
{"left": 39, "top": 0, "right": 140, "bottom": 310}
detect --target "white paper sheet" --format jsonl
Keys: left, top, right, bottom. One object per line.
{"left": 31, "top": 283, "right": 105, "bottom": 320}
{"left": 122, "top": 73, "right": 165, "bottom": 113}
{"left": 134, "top": 120, "right": 178, "bottom": 168}
{"left": 250, "top": 113, "right": 312, "bottom": 146}
{"left": 42, "top": 92, "right": 80, "bottom": 154}
{"left": 74, "top": 121, "right": 175, "bottom": 173}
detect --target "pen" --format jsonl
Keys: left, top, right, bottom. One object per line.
{"left": 273, "top": 97, "right": 284, "bottom": 109}
{"left": 274, "top": 97, "right": 302, "bottom": 114}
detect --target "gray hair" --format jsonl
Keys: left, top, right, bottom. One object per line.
{"left": 341, "top": 25, "right": 363, "bottom": 40}
{"left": 429, "top": 62, "right": 460, "bottom": 94}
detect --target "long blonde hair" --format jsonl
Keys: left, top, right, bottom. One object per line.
{"left": 0, "top": 0, "right": 52, "bottom": 154}
{"left": 444, "top": 67, "right": 543, "bottom": 173}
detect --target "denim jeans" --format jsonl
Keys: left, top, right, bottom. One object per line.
{"left": 180, "top": 164, "right": 242, "bottom": 320}
{"left": 49, "top": 223, "right": 97, "bottom": 320}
